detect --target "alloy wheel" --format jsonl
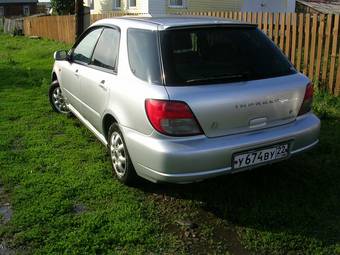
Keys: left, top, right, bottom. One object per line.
{"left": 110, "top": 131, "right": 127, "bottom": 178}
{"left": 52, "top": 87, "right": 70, "bottom": 113}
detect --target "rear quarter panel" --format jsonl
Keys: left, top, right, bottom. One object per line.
{"left": 104, "top": 24, "right": 169, "bottom": 136}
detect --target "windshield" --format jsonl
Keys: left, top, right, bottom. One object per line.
{"left": 160, "top": 26, "right": 296, "bottom": 86}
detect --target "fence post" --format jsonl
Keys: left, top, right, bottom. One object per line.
{"left": 75, "top": 0, "right": 84, "bottom": 40}
{"left": 83, "top": 6, "right": 90, "bottom": 30}
{"left": 328, "top": 14, "right": 339, "bottom": 93}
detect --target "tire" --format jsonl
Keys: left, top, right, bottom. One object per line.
{"left": 108, "top": 123, "right": 138, "bottom": 185}
{"left": 49, "top": 80, "right": 70, "bottom": 114}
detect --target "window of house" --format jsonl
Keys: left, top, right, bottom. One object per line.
{"left": 23, "top": 5, "right": 30, "bottom": 16}
{"left": 128, "top": 0, "right": 137, "bottom": 8}
{"left": 0, "top": 7, "right": 4, "bottom": 17}
{"left": 91, "top": 28, "right": 120, "bottom": 72}
{"left": 113, "top": 0, "right": 121, "bottom": 9}
{"left": 169, "top": 0, "right": 184, "bottom": 8}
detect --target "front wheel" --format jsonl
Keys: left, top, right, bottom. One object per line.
{"left": 49, "top": 80, "right": 70, "bottom": 114}
{"left": 108, "top": 123, "right": 138, "bottom": 185}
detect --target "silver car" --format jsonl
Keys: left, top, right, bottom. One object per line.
{"left": 49, "top": 16, "right": 320, "bottom": 184}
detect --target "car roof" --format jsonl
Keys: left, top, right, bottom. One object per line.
{"left": 92, "top": 15, "right": 251, "bottom": 30}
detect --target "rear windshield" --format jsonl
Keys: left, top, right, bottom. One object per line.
{"left": 160, "top": 26, "right": 296, "bottom": 86}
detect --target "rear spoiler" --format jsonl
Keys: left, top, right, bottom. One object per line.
{"left": 160, "top": 23, "right": 258, "bottom": 31}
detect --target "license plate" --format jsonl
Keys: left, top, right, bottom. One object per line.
{"left": 233, "top": 144, "right": 289, "bottom": 169}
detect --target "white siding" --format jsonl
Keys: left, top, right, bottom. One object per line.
{"left": 93, "top": 0, "right": 297, "bottom": 15}
{"left": 167, "top": 0, "right": 241, "bottom": 13}
{"left": 136, "top": 0, "right": 148, "bottom": 13}
{"left": 241, "top": 0, "right": 296, "bottom": 12}
{"left": 93, "top": 0, "right": 113, "bottom": 13}
{"left": 125, "top": 0, "right": 148, "bottom": 13}
{"left": 149, "top": 0, "right": 166, "bottom": 15}
{"left": 92, "top": 0, "right": 149, "bottom": 13}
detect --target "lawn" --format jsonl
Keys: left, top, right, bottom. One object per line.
{"left": 0, "top": 33, "right": 340, "bottom": 255}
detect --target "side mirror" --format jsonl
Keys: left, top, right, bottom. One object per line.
{"left": 54, "top": 50, "right": 68, "bottom": 61}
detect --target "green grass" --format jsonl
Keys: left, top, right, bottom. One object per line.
{"left": 0, "top": 33, "right": 340, "bottom": 255}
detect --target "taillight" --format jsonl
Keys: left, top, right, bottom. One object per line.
{"left": 145, "top": 99, "right": 203, "bottom": 136}
{"left": 298, "top": 82, "right": 314, "bottom": 116}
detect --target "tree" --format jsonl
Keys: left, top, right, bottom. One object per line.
{"left": 51, "top": 0, "right": 75, "bottom": 15}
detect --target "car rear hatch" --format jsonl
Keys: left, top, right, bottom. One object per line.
{"left": 164, "top": 74, "right": 308, "bottom": 138}
{"left": 159, "top": 25, "right": 309, "bottom": 138}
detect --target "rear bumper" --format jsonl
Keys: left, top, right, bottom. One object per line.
{"left": 122, "top": 113, "right": 320, "bottom": 183}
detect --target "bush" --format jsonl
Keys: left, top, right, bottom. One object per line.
{"left": 51, "top": 0, "right": 75, "bottom": 15}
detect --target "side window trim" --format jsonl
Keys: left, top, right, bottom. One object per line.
{"left": 88, "top": 63, "right": 116, "bottom": 75}
{"left": 89, "top": 26, "right": 121, "bottom": 75}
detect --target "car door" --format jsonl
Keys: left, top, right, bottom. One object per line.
{"left": 58, "top": 59, "right": 80, "bottom": 110}
{"left": 77, "top": 27, "right": 120, "bottom": 132}
{"left": 61, "top": 27, "right": 103, "bottom": 112}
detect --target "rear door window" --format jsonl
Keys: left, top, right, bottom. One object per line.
{"left": 91, "top": 28, "right": 120, "bottom": 72}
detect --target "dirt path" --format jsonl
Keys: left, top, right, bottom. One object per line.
{"left": 0, "top": 184, "right": 14, "bottom": 255}
{"left": 146, "top": 185, "right": 252, "bottom": 255}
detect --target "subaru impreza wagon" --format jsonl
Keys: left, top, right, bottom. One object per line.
{"left": 49, "top": 16, "right": 320, "bottom": 184}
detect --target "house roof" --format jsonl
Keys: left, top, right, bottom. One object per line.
{"left": 297, "top": 0, "right": 340, "bottom": 14}
{"left": 94, "top": 15, "right": 249, "bottom": 30}
{"left": 0, "top": 0, "right": 38, "bottom": 3}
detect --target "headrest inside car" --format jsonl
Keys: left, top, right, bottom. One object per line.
{"left": 171, "top": 32, "right": 193, "bottom": 53}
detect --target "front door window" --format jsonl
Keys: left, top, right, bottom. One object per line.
{"left": 72, "top": 28, "right": 103, "bottom": 64}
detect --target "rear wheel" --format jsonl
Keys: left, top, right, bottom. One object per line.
{"left": 49, "top": 80, "right": 70, "bottom": 114}
{"left": 108, "top": 123, "right": 138, "bottom": 185}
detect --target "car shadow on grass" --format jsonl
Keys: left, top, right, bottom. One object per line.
{"left": 138, "top": 119, "right": 340, "bottom": 252}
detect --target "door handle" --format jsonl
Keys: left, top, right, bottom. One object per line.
{"left": 74, "top": 69, "right": 79, "bottom": 77}
{"left": 99, "top": 80, "right": 107, "bottom": 91}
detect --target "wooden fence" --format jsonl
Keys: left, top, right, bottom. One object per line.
{"left": 0, "top": 18, "right": 4, "bottom": 31}
{"left": 23, "top": 15, "right": 75, "bottom": 44}
{"left": 3, "top": 18, "right": 24, "bottom": 35}
{"left": 22, "top": 11, "right": 340, "bottom": 96}
{"left": 22, "top": 13, "right": 146, "bottom": 43}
